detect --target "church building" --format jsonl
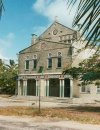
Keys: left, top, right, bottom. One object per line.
{"left": 17, "top": 21, "right": 100, "bottom": 99}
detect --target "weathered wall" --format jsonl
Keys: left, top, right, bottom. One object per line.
{"left": 19, "top": 41, "right": 72, "bottom": 74}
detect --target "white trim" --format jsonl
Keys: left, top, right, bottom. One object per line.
{"left": 47, "top": 52, "right": 52, "bottom": 68}
{"left": 60, "top": 79, "right": 62, "bottom": 97}
{"left": 57, "top": 51, "right": 62, "bottom": 68}
{"left": 19, "top": 72, "right": 62, "bottom": 76}
{"left": 70, "top": 79, "right": 73, "bottom": 98}
{"left": 25, "top": 60, "right": 29, "bottom": 70}
{"left": 18, "top": 80, "right": 21, "bottom": 95}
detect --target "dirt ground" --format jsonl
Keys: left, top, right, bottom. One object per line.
{"left": 0, "top": 115, "right": 100, "bottom": 130}
{"left": 0, "top": 95, "right": 100, "bottom": 125}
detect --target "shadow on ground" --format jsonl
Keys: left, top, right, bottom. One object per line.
{"left": 64, "top": 106, "right": 100, "bottom": 113}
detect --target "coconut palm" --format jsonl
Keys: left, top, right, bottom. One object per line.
{"left": 0, "top": 0, "right": 3, "bottom": 19}
{"left": 67, "top": 0, "right": 100, "bottom": 49}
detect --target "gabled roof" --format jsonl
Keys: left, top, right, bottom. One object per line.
{"left": 55, "top": 21, "right": 76, "bottom": 32}
{"left": 19, "top": 21, "right": 76, "bottom": 54}
{"left": 19, "top": 39, "right": 70, "bottom": 54}
{"left": 38, "top": 21, "right": 76, "bottom": 38}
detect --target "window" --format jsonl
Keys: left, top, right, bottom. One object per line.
{"left": 97, "top": 85, "right": 100, "bottom": 93}
{"left": 33, "top": 55, "right": 37, "bottom": 69}
{"left": 33, "top": 59, "right": 37, "bottom": 69}
{"left": 48, "top": 53, "right": 52, "bottom": 68}
{"left": 81, "top": 85, "right": 90, "bottom": 93}
{"left": 25, "top": 60, "right": 29, "bottom": 70}
{"left": 53, "top": 29, "right": 58, "bottom": 35}
{"left": 68, "top": 39, "right": 71, "bottom": 43}
{"left": 57, "top": 52, "right": 62, "bottom": 68}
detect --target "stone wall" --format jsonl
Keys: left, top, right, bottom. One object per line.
{"left": 19, "top": 41, "right": 72, "bottom": 74}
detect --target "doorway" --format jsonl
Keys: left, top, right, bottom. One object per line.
{"left": 49, "top": 78, "right": 60, "bottom": 97}
{"left": 64, "top": 78, "right": 70, "bottom": 97}
{"left": 27, "top": 79, "right": 36, "bottom": 96}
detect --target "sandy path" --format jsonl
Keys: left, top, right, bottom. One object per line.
{"left": 0, "top": 115, "right": 100, "bottom": 130}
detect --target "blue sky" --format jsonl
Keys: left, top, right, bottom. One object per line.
{"left": 0, "top": 0, "right": 78, "bottom": 60}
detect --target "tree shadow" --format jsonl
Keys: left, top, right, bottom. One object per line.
{"left": 66, "top": 106, "right": 100, "bottom": 113}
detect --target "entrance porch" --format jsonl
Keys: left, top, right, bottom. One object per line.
{"left": 17, "top": 75, "right": 73, "bottom": 98}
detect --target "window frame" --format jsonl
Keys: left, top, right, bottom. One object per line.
{"left": 25, "top": 58, "right": 29, "bottom": 70}
{"left": 81, "top": 85, "right": 90, "bottom": 93}
{"left": 47, "top": 53, "right": 52, "bottom": 69}
{"left": 33, "top": 54, "right": 37, "bottom": 69}
{"left": 57, "top": 52, "right": 62, "bottom": 68}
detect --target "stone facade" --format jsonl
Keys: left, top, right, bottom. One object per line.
{"left": 17, "top": 21, "right": 100, "bottom": 99}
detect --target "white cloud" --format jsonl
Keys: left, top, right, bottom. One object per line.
{"left": 6, "top": 32, "right": 15, "bottom": 40}
{"left": 0, "top": 32, "right": 15, "bottom": 59}
{"left": 33, "top": 0, "right": 79, "bottom": 27}
{"left": 0, "top": 53, "right": 7, "bottom": 60}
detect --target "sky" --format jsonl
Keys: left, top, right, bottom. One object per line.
{"left": 0, "top": 0, "right": 79, "bottom": 60}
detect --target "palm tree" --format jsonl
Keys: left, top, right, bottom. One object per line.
{"left": 0, "top": 0, "right": 3, "bottom": 19}
{"left": 67, "top": 0, "right": 99, "bottom": 49}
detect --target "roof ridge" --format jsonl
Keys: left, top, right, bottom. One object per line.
{"left": 55, "top": 21, "right": 76, "bottom": 32}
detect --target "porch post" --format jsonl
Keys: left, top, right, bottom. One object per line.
{"left": 23, "top": 80, "right": 27, "bottom": 96}
{"left": 62, "top": 79, "right": 64, "bottom": 97}
{"left": 18, "top": 80, "right": 21, "bottom": 95}
{"left": 60, "top": 79, "right": 64, "bottom": 98}
{"left": 45, "top": 80, "right": 47, "bottom": 96}
{"left": 70, "top": 78, "right": 73, "bottom": 98}
{"left": 60, "top": 79, "right": 62, "bottom": 97}
{"left": 46, "top": 79, "right": 49, "bottom": 96}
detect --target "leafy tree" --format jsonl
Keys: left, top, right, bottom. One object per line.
{"left": 64, "top": 0, "right": 100, "bottom": 85}
{"left": 67, "top": 0, "right": 100, "bottom": 49}
{"left": 63, "top": 53, "right": 100, "bottom": 85}
{"left": 0, "top": 59, "right": 18, "bottom": 94}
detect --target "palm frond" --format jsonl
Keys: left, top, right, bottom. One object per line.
{"left": 0, "top": 0, "right": 4, "bottom": 19}
{"left": 67, "top": 0, "right": 100, "bottom": 49}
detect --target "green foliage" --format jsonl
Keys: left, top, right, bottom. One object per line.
{"left": 63, "top": 67, "right": 82, "bottom": 79}
{"left": 0, "top": 59, "right": 18, "bottom": 94}
{"left": 38, "top": 66, "right": 44, "bottom": 73}
{"left": 67, "top": 0, "right": 99, "bottom": 49}
{"left": 0, "top": 0, "right": 3, "bottom": 19}
{"left": 81, "top": 72, "right": 100, "bottom": 81}
{"left": 64, "top": 53, "right": 100, "bottom": 84}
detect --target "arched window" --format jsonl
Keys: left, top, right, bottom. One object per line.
{"left": 57, "top": 52, "right": 62, "bottom": 68}
{"left": 48, "top": 53, "right": 52, "bottom": 68}
{"left": 25, "top": 56, "right": 29, "bottom": 70}
{"left": 33, "top": 54, "right": 37, "bottom": 69}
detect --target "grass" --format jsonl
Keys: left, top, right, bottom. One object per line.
{"left": 0, "top": 94, "right": 12, "bottom": 98}
{"left": 0, "top": 106, "right": 100, "bottom": 124}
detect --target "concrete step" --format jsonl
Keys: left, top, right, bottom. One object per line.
{"left": 10, "top": 96, "right": 73, "bottom": 104}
